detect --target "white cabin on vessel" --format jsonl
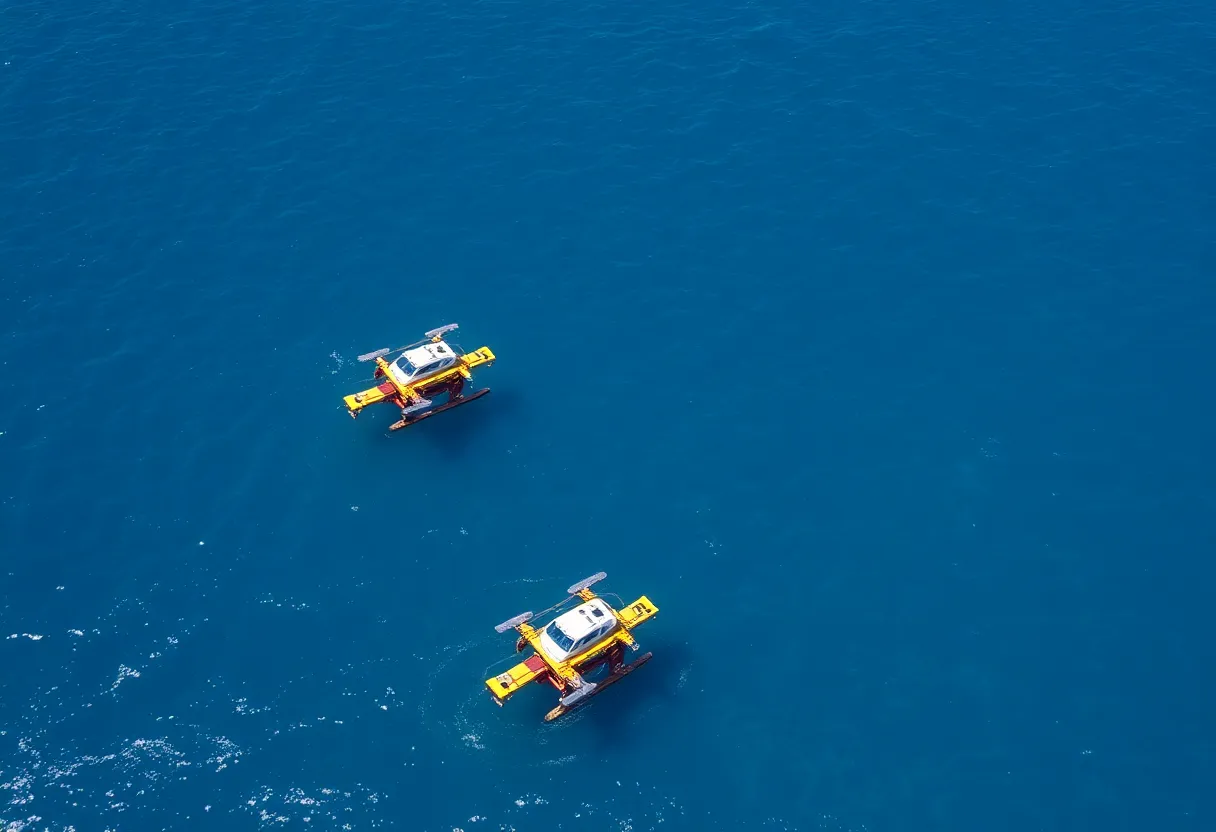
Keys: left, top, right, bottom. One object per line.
{"left": 388, "top": 340, "right": 459, "bottom": 385}
{"left": 538, "top": 599, "right": 619, "bottom": 662}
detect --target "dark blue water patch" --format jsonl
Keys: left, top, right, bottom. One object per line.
{"left": 3, "top": 0, "right": 1215, "bottom": 829}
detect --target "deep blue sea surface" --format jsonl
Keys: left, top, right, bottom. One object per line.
{"left": 3, "top": 1, "right": 1214, "bottom": 829}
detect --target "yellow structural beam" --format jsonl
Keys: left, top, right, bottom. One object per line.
{"left": 343, "top": 346, "right": 495, "bottom": 416}
{"left": 483, "top": 593, "right": 659, "bottom": 704}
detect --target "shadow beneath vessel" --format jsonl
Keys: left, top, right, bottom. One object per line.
{"left": 412, "top": 386, "right": 521, "bottom": 459}
{"left": 555, "top": 637, "right": 694, "bottom": 749}
{"left": 355, "top": 386, "right": 521, "bottom": 459}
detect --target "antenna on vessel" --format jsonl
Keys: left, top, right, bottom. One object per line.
{"left": 358, "top": 324, "right": 458, "bottom": 361}
{"left": 494, "top": 611, "right": 534, "bottom": 633}
{"left": 566, "top": 572, "right": 607, "bottom": 595}
{"left": 357, "top": 348, "right": 392, "bottom": 362}
{"left": 425, "top": 323, "right": 459, "bottom": 341}
{"left": 558, "top": 674, "right": 598, "bottom": 707}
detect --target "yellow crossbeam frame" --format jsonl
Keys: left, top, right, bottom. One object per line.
{"left": 484, "top": 590, "right": 658, "bottom": 703}
{"left": 344, "top": 346, "right": 495, "bottom": 415}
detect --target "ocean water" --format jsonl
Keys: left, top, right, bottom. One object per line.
{"left": 2, "top": 0, "right": 1214, "bottom": 829}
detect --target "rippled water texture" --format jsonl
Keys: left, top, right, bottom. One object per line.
{"left": 3, "top": 1, "right": 1214, "bottom": 830}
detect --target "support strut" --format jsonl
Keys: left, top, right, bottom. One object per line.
{"left": 542, "top": 651, "right": 653, "bottom": 722}
{"left": 388, "top": 388, "right": 491, "bottom": 431}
